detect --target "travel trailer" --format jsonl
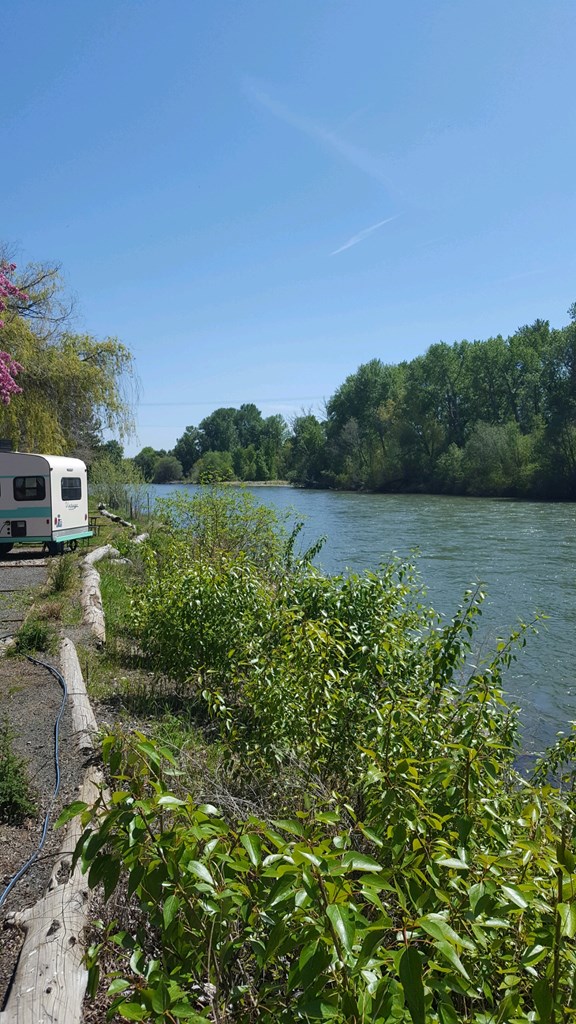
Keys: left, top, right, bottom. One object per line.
{"left": 0, "top": 448, "right": 93, "bottom": 555}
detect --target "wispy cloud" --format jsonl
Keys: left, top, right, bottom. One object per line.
{"left": 244, "top": 80, "right": 394, "bottom": 190}
{"left": 331, "top": 215, "right": 399, "bottom": 255}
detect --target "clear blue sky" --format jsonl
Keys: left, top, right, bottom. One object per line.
{"left": 2, "top": 0, "right": 575, "bottom": 455}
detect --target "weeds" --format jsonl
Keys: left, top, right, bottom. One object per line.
{"left": 0, "top": 719, "right": 36, "bottom": 823}
{"left": 47, "top": 553, "right": 76, "bottom": 593}
{"left": 13, "top": 618, "right": 58, "bottom": 655}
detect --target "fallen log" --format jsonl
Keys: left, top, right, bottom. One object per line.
{"left": 81, "top": 545, "right": 120, "bottom": 645}
{"left": 97, "top": 504, "right": 135, "bottom": 530}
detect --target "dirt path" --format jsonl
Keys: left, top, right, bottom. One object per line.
{"left": 0, "top": 551, "right": 83, "bottom": 1008}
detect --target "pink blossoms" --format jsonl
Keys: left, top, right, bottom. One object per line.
{"left": 0, "top": 263, "right": 26, "bottom": 404}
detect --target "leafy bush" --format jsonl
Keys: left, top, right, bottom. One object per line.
{"left": 89, "top": 455, "right": 149, "bottom": 515}
{"left": 132, "top": 550, "right": 520, "bottom": 790}
{"left": 73, "top": 499, "right": 576, "bottom": 1021}
{"left": 71, "top": 719, "right": 576, "bottom": 1024}
{"left": 153, "top": 487, "right": 289, "bottom": 569}
{"left": 0, "top": 720, "right": 36, "bottom": 823}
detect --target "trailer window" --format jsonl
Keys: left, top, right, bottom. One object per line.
{"left": 14, "top": 476, "right": 46, "bottom": 501}
{"left": 61, "top": 477, "right": 82, "bottom": 501}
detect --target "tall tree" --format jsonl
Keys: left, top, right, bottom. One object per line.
{"left": 198, "top": 408, "right": 238, "bottom": 454}
{"left": 0, "top": 316, "right": 136, "bottom": 456}
{"left": 173, "top": 425, "right": 201, "bottom": 476}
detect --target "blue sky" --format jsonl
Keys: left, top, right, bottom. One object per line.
{"left": 2, "top": 0, "right": 575, "bottom": 455}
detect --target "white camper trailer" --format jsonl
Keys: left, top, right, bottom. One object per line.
{"left": 0, "top": 449, "right": 93, "bottom": 555}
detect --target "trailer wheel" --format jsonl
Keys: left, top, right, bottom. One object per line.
{"left": 0, "top": 544, "right": 13, "bottom": 557}
{"left": 47, "top": 541, "right": 63, "bottom": 556}
{"left": 68, "top": 540, "right": 78, "bottom": 552}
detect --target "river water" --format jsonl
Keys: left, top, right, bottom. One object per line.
{"left": 152, "top": 485, "right": 576, "bottom": 752}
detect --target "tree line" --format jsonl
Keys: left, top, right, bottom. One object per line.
{"left": 136, "top": 304, "right": 576, "bottom": 499}
{"left": 3, "top": 249, "right": 575, "bottom": 501}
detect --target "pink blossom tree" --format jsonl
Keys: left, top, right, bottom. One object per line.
{"left": 0, "top": 263, "right": 26, "bottom": 404}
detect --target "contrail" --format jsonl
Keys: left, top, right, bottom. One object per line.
{"left": 244, "top": 80, "right": 395, "bottom": 190}
{"left": 331, "top": 215, "right": 399, "bottom": 255}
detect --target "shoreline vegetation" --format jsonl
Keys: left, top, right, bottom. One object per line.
{"left": 129, "top": 304, "right": 576, "bottom": 502}
{"left": 56, "top": 487, "right": 576, "bottom": 1023}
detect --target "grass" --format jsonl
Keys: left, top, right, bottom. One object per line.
{"left": 12, "top": 618, "right": 59, "bottom": 656}
{"left": 0, "top": 719, "right": 36, "bottom": 823}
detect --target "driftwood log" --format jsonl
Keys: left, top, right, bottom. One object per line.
{"left": 80, "top": 545, "right": 120, "bottom": 645}
{"left": 0, "top": 640, "right": 102, "bottom": 1024}
{"left": 97, "top": 504, "right": 135, "bottom": 530}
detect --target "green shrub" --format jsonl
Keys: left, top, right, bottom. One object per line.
{"left": 153, "top": 487, "right": 288, "bottom": 569}
{"left": 0, "top": 720, "right": 36, "bottom": 823}
{"left": 70, "top": 720, "right": 576, "bottom": 1024}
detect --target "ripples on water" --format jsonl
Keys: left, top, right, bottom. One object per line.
{"left": 154, "top": 485, "right": 576, "bottom": 751}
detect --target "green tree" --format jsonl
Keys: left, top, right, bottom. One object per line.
{"left": 0, "top": 317, "right": 136, "bottom": 457}
{"left": 172, "top": 425, "right": 201, "bottom": 477}
{"left": 198, "top": 407, "right": 238, "bottom": 454}
{"left": 99, "top": 439, "right": 124, "bottom": 465}
{"left": 326, "top": 360, "right": 403, "bottom": 487}
{"left": 191, "top": 450, "right": 235, "bottom": 483}
{"left": 234, "top": 402, "right": 263, "bottom": 448}
{"left": 133, "top": 446, "right": 165, "bottom": 481}
{"left": 287, "top": 413, "right": 326, "bottom": 485}
{"left": 152, "top": 455, "right": 183, "bottom": 483}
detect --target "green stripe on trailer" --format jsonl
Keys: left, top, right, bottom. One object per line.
{"left": 0, "top": 507, "right": 51, "bottom": 518}
{"left": 0, "top": 532, "right": 93, "bottom": 544}
{"left": 53, "top": 530, "right": 93, "bottom": 542}
{"left": 0, "top": 536, "right": 51, "bottom": 544}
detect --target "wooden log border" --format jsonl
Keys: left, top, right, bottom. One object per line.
{"left": 0, "top": 532, "right": 152, "bottom": 1021}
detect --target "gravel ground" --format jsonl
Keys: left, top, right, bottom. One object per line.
{"left": 0, "top": 549, "right": 87, "bottom": 1009}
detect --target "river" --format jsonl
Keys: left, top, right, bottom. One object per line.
{"left": 152, "top": 485, "right": 576, "bottom": 752}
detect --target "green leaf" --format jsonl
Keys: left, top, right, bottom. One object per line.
{"left": 102, "top": 857, "right": 121, "bottom": 901}
{"left": 557, "top": 902, "right": 576, "bottom": 938}
{"left": 240, "top": 833, "right": 262, "bottom": 866}
{"left": 157, "top": 794, "right": 186, "bottom": 807}
{"left": 399, "top": 946, "right": 425, "bottom": 1024}
{"left": 169, "top": 1005, "right": 209, "bottom": 1021}
{"left": 107, "top": 977, "right": 130, "bottom": 996}
{"left": 135, "top": 739, "right": 162, "bottom": 766}
{"left": 326, "top": 904, "right": 355, "bottom": 955}
{"left": 163, "top": 893, "right": 180, "bottom": 929}
{"left": 417, "top": 913, "right": 475, "bottom": 951}
{"left": 501, "top": 885, "right": 528, "bottom": 909}
{"left": 496, "top": 989, "right": 520, "bottom": 1023}
{"left": 187, "top": 860, "right": 215, "bottom": 887}
{"left": 341, "top": 851, "right": 383, "bottom": 873}
{"left": 54, "top": 801, "right": 87, "bottom": 828}
{"left": 357, "top": 925, "right": 390, "bottom": 966}
{"left": 115, "top": 1001, "right": 148, "bottom": 1021}
{"left": 436, "top": 857, "right": 469, "bottom": 871}
{"left": 521, "top": 944, "right": 548, "bottom": 967}
{"left": 295, "top": 998, "right": 340, "bottom": 1019}
{"left": 266, "top": 873, "right": 297, "bottom": 908}
{"left": 433, "top": 939, "right": 471, "bottom": 982}
{"left": 532, "top": 978, "right": 552, "bottom": 1023}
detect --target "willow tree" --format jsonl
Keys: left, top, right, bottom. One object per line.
{"left": 0, "top": 251, "right": 137, "bottom": 457}
{"left": 0, "top": 307, "right": 136, "bottom": 458}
